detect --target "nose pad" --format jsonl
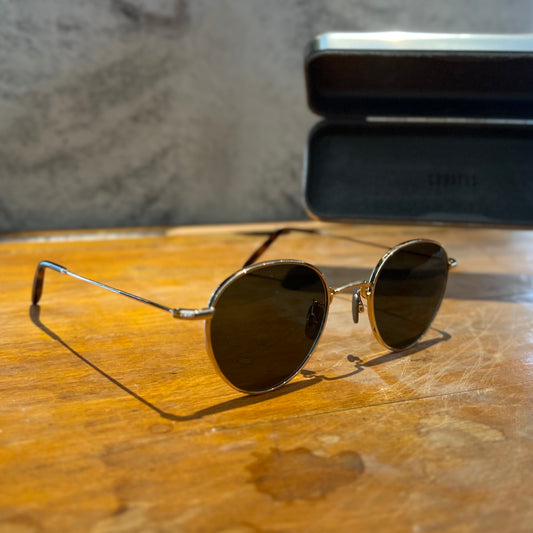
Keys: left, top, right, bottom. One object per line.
{"left": 305, "top": 300, "right": 325, "bottom": 339}
{"left": 352, "top": 291, "right": 364, "bottom": 324}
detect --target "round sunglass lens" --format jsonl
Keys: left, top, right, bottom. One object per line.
{"left": 372, "top": 242, "right": 449, "bottom": 350}
{"left": 208, "top": 263, "right": 329, "bottom": 393}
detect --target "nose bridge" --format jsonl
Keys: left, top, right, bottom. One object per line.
{"left": 330, "top": 281, "right": 372, "bottom": 325}
{"left": 328, "top": 281, "right": 372, "bottom": 326}
{"left": 332, "top": 280, "right": 372, "bottom": 295}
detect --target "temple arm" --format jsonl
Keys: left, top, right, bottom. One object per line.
{"left": 241, "top": 227, "right": 390, "bottom": 267}
{"left": 242, "top": 227, "right": 457, "bottom": 269}
{"left": 31, "top": 261, "right": 214, "bottom": 320}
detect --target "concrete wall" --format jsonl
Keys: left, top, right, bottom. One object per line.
{"left": 1, "top": 0, "right": 532, "bottom": 232}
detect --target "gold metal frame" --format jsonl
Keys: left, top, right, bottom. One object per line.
{"left": 31, "top": 228, "right": 457, "bottom": 395}
{"left": 204, "top": 259, "right": 332, "bottom": 394}
{"left": 366, "top": 238, "right": 454, "bottom": 351}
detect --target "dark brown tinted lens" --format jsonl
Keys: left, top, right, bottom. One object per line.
{"left": 373, "top": 242, "right": 448, "bottom": 350}
{"left": 209, "top": 264, "right": 328, "bottom": 393}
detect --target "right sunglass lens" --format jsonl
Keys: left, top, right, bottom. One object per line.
{"left": 208, "top": 263, "right": 329, "bottom": 393}
{"left": 372, "top": 242, "right": 449, "bottom": 350}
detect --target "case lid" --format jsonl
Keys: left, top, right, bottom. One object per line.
{"left": 305, "top": 32, "right": 533, "bottom": 119}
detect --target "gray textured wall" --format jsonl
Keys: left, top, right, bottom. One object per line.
{"left": 1, "top": 0, "right": 532, "bottom": 232}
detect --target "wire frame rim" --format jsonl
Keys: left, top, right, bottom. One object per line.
{"left": 204, "top": 259, "right": 332, "bottom": 394}
{"left": 367, "top": 239, "right": 450, "bottom": 351}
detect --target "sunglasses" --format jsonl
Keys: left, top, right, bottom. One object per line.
{"left": 32, "top": 228, "right": 456, "bottom": 394}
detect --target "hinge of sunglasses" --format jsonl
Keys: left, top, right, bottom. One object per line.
{"left": 448, "top": 258, "right": 458, "bottom": 269}
{"left": 171, "top": 307, "right": 215, "bottom": 320}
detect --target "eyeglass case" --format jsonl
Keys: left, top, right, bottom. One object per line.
{"left": 303, "top": 32, "right": 533, "bottom": 226}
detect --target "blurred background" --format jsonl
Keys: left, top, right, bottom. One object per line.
{"left": 1, "top": 0, "right": 532, "bottom": 232}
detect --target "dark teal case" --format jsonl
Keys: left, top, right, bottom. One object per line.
{"left": 303, "top": 33, "right": 533, "bottom": 226}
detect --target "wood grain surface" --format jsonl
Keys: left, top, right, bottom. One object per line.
{"left": 1, "top": 221, "right": 532, "bottom": 532}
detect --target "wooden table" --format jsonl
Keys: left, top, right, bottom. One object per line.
{"left": 1, "top": 221, "right": 532, "bottom": 532}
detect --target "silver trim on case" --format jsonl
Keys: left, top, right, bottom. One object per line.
{"left": 308, "top": 32, "right": 533, "bottom": 55}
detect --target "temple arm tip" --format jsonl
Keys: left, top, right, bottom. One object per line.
{"left": 32, "top": 261, "right": 67, "bottom": 305}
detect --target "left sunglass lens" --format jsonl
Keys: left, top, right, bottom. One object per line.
{"left": 208, "top": 263, "right": 329, "bottom": 393}
{"left": 372, "top": 241, "right": 449, "bottom": 350}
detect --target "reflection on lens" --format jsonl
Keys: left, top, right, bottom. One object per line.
{"left": 208, "top": 263, "right": 329, "bottom": 393}
{"left": 372, "top": 242, "right": 448, "bottom": 350}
